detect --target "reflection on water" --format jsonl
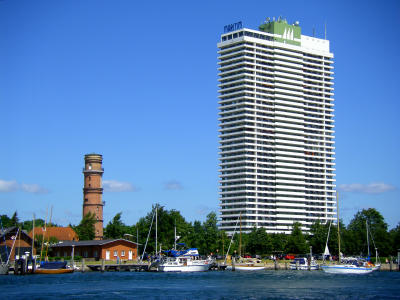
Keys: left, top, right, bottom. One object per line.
{"left": 0, "top": 270, "right": 399, "bottom": 299}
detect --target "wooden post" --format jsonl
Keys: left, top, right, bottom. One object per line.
{"left": 101, "top": 259, "right": 105, "bottom": 272}
{"left": 390, "top": 259, "right": 393, "bottom": 272}
{"left": 232, "top": 257, "right": 235, "bottom": 271}
{"left": 274, "top": 259, "right": 278, "bottom": 270}
{"left": 81, "top": 258, "right": 85, "bottom": 273}
{"left": 32, "top": 257, "right": 36, "bottom": 274}
{"left": 398, "top": 250, "right": 400, "bottom": 272}
{"left": 285, "top": 262, "right": 287, "bottom": 270}
{"left": 14, "top": 260, "right": 18, "bottom": 275}
{"left": 22, "top": 259, "right": 26, "bottom": 275}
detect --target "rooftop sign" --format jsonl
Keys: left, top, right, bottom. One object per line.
{"left": 224, "top": 21, "right": 242, "bottom": 33}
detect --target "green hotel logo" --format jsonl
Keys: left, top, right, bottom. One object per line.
{"left": 259, "top": 18, "right": 301, "bottom": 46}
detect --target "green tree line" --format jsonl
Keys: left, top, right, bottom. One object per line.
{"left": 2, "top": 207, "right": 400, "bottom": 258}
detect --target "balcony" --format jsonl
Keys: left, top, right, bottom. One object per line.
{"left": 83, "top": 168, "right": 104, "bottom": 173}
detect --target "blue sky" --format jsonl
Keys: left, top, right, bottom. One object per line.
{"left": 1, "top": 0, "right": 399, "bottom": 228}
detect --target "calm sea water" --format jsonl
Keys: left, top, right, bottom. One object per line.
{"left": 1, "top": 270, "right": 399, "bottom": 299}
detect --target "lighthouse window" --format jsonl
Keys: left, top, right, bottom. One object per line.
{"left": 88, "top": 164, "right": 92, "bottom": 170}
{"left": 85, "top": 198, "right": 88, "bottom": 202}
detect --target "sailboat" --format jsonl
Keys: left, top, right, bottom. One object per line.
{"left": 225, "top": 214, "right": 266, "bottom": 271}
{"left": 34, "top": 208, "right": 73, "bottom": 274}
{"left": 157, "top": 213, "right": 212, "bottom": 272}
{"left": 321, "top": 193, "right": 376, "bottom": 275}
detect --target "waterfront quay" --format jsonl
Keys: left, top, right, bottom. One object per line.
{"left": 67, "top": 260, "right": 400, "bottom": 273}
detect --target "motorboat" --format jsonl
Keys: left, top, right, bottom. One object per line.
{"left": 158, "top": 248, "right": 212, "bottom": 272}
{"left": 290, "top": 257, "right": 319, "bottom": 270}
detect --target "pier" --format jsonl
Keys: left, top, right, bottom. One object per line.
{"left": 86, "top": 262, "right": 150, "bottom": 272}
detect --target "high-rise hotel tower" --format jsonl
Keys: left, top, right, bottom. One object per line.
{"left": 218, "top": 18, "right": 336, "bottom": 235}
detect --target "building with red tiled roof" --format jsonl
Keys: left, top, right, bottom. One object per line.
{"left": 50, "top": 239, "right": 139, "bottom": 260}
{"left": 29, "top": 227, "right": 79, "bottom": 241}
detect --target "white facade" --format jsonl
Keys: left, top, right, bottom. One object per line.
{"left": 218, "top": 23, "right": 336, "bottom": 235}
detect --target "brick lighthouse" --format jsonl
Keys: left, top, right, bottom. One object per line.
{"left": 82, "top": 153, "right": 104, "bottom": 240}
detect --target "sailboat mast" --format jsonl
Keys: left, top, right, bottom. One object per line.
{"left": 45, "top": 206, "right": 53, "bottom": 260}
{"left": 32, "top": 213, "right": 35, "bottom": 257}
{"left": 155, "top": 205, "right": 158, "bottom": 255}
{"left": 174, "top": 219, "right": 176, "bottom": 250}
{"left": 40, "top": 206, "right": 48, "bottom": 262}
{"left": 239, "top": 213, "right": 242, "bottom": 257}
{"left": 366, "top": 220, "right": 370, "bottom": 258}
{"left": 137, "top": 226, "right": 139, "bottom": 259}
{"left": 336, "top": 192, "right": 341, "bottom": 261}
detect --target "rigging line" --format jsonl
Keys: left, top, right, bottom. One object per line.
{"left": 367, "top": 220, "right": 380, "bottom": 263}
{"left": 6, "top": 228, "right": 19, "bottom": 265}
{"left": 140, "top": 208, "right": 156, "bottom": 262}
{"left": 224, "top": 214, "right": 240, "bottom": 265}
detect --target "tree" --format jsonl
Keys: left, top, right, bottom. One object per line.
{"left": 134, "top": 204, "right": 191, "bottom": 255}
{"left": 247, "top": 227, "right": 272, "bottom": 255}
{"left": 21, "top": 219, "right": 47, "bottom": 232}
{"left": 286, "top": 222, "right": 308, "bottom": 254}
{"left": 203, "top": 212, "right": 219, "bottom": 255}
{"left": 0, "top": 214, "right": 13, "bottom": 228}
{"left": 187, "top": 220, "right": 205, "bottom": 253}
{"left": 10, "top": 211, "right": 19, "bottom": 227}
{"left": 104, "top": 212, "right": 127, "bottom": 239}
{"left": 347, "top": 208, "right": 390, "bottom": 256}
{"left": 389, "top": 223, "right": 400, "bottom": 256}
{"left": 72, "top": 212, "right": 96, "bottom": 240}
{"left": 270, "top": 233, "right": 288, "bottom": 254}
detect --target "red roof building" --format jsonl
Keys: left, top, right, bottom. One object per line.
{"left": 50, "top": 239, "right": 139, "bottom": 260}
{"left": 29, "top": 227, "right": 79, "bottom": 241}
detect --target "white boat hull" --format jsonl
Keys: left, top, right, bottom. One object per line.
{"left": 158, "top": 264, "right": 209, "bottom": 272}
{"left": 321, "top": 265, "right": 373, "bottom": 274}
{"left": 226, "top": 265, "right": 266, "bottom": 271}
{"left": 289, "top": 264, "right": 319, "bottom": 270}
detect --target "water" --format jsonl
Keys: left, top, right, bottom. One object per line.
{"left": 1, "top": 270, "right": 399, "bottom": 299}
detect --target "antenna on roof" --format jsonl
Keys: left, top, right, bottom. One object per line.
{"left": 313, "top": 27, "right": 316, "bottom": 37}
{"left": 324, "top": 22, "right": 327, "bottom": 40}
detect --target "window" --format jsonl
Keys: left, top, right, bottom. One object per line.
{"left": 114, "top": 250, "right": 118, "bottom": 257}
{"left": 94, "top": 250, "right": 98, "bottom": 257}
{"left": 121, "top": 250, "right": 125, "bottom": 257}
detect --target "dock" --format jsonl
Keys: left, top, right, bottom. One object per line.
{"left": 86, "top": 263, "right": 149, "bottom": 272}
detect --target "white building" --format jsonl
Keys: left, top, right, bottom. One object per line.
{"left": 218, "top": 18, "right": 336, "bottom": 235}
